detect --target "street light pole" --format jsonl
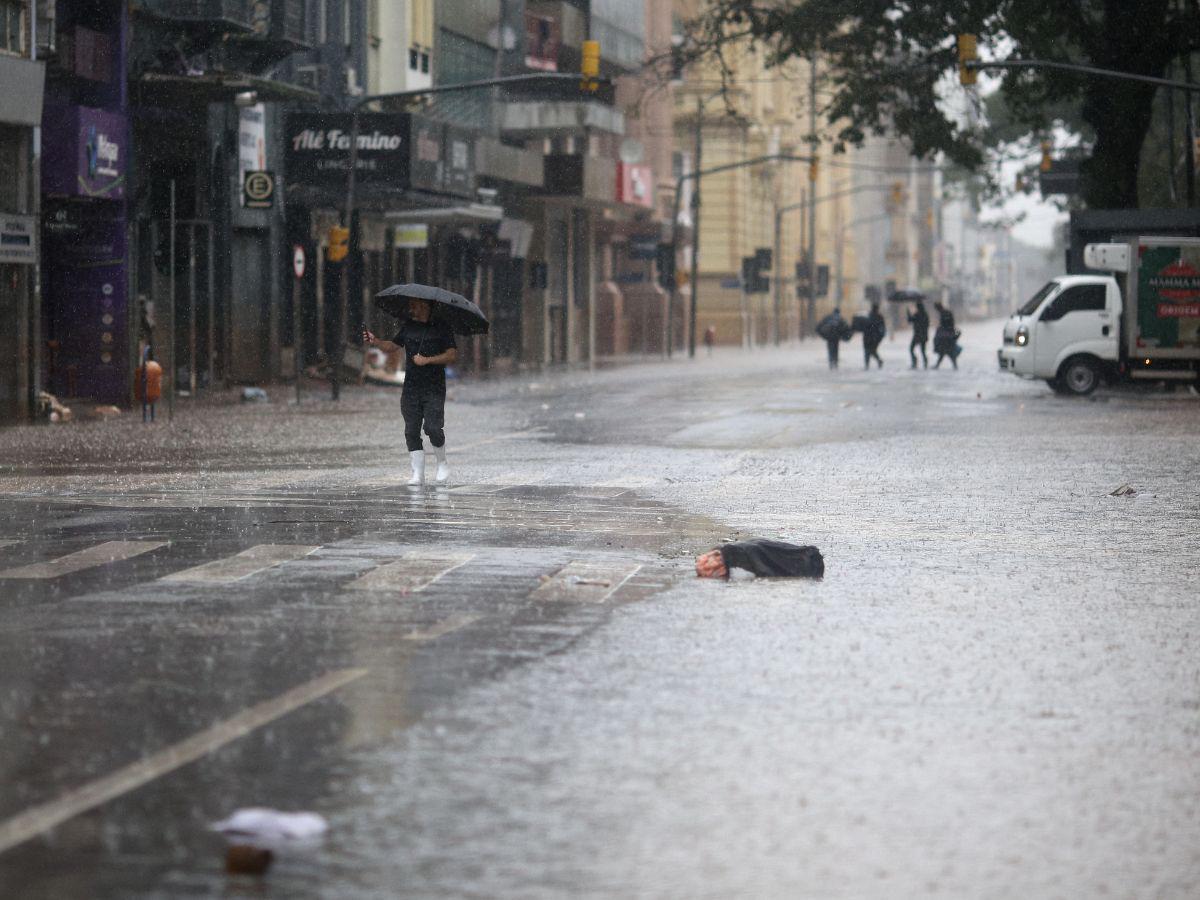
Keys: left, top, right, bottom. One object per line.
{"left": 687, "top": 95, "right": 702, "bottom": 359}
{"left": 806, "top": 53, "right": 818, "bottom": 337}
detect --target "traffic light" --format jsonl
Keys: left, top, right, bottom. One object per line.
{"left": 957, "top": 33, "right": 978, "bottom": 86}
{"left": 795, "top": 258, "right": 811, "bottom": 297}
{"left": 656, "top": 242, "right": 675, "bottom": 291}
{"left": 815, "top": 265, "right": 830, "bottom": 298}
{"left": 889, "top": 181, "right": 904, "bottom": 209}
{"left": 581, "top": 40, "right": 600, "bottom": 92}
{"left": 1039, "top": 140, "right": 1053, "bottom": 172}
{"left": 328, "top": 225, "right": 350, "bottom": 263}
{"left": 741, "top": 253, "right": 771, "bottom": 293}
{"left": 808, "top": 156, "right": 819, "bottom": 183}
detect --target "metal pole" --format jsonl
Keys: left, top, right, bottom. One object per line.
{"left": 967, "top": 58, "right": 1200, "bottom": 92}
{"left": 168, "top": 179, "right": 176, "bottom": 421}
{"left": 772, "top": 202, "right": 783, "bottom": 345}
{"left": 207, "top": 225, "right": 215, "bottom": 388}
{"left": 668, "top": 175, "right": 682, "bottom": 359}
{"left": 687, "top": 95, "right": 702, "bottom": 358}
{"left": 293, "top": 269, "right": 302, "bottom": 405}
{"left": 1186, "top": 53, "right": 1196, "bottom": 207}
{"left": 188, "top": 224, "right": 197, "bottom": 395}
{"left": 806, "top": 54, "right": 818, "bottom": 336}
{"left": 334, "top": 112, "right": 361, "bottom": 400}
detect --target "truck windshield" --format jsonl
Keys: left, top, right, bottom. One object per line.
{"left": 1017, "top": 282, "right": 1057, "bottom": 317}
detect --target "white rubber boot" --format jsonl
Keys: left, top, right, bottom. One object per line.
{"left": 434, "top": 444, "right": 450, "bottom": 484}
{"left": 407, "top": 450, "right": 425, "bottom": 486}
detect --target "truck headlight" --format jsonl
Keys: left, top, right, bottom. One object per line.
{"left": 1015, "top": 327, "right": 1029, "bottom": 346}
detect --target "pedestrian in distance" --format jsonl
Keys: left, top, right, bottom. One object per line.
{"left": 908, "top": 300, "right": 929, "bottom": 369}
{"left": 862, "top": 301, "right": 886, "bottom": 369}
{"left": 704, "top": 325, "right": 716, "bottom": 356}
{"left": 816, "top": 307, "right": 848, "bottom": 369}
{"left": 363, "top": 298, "right": 458, "bottom": 485}
{"left": 932, "top": 302, "right": 961, "bottom": 370}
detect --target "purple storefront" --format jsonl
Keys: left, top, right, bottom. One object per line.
{"left": 41, "top": 105, "right": 130, "bottom": 405}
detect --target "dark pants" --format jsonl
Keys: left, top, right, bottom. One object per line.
{"left": 401, "top": 387, "right": 446, "bottom": 452}
{"left": 910, "top": 335, "right": 927, "bottom": 368}
{"left": 825, "top": 339, "right": 840, "bottom": 369}
{"left": 863, "top": 340, "right": 883, "bottom": 369}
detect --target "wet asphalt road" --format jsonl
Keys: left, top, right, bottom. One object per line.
{"left": 0, "top": 320, "right": 1198, "bottom": 898}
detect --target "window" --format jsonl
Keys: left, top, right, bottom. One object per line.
{"left": 1018, "top": 281, "right": 1057, "bottom": 316}
{"left": 1041, "top": 284, "right": 1108, "bottom": 321}
{"left": 409, "top": 47, "right": 419, "bottom": 71}
{"left": 316, "top": 0, "right": 327, "bottom": 43}
{"left": 1, "top": 1, "right": 25, "bottom": 55}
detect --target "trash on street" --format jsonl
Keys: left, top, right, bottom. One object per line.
{"left": 211, "top": 808, "right": 329, "bottom": 849}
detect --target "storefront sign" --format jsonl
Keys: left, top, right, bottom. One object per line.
{"left": 443, "top": 126, "right": 476, "bottom": 197}
{"left": 409, "top": 116, "right": 444, "bottom": 193}
{"left": 410, "top": 117, "right": 476, "bottom": 197}
{"left": 628, "top": 236, "right": 658, "bottom": 260}
{"left": 394, "top": 224, "right": 429, "bottom": 249}
{"left": 285, "top": 113, "right": 410, "bottom": 188}
{"left": 616, "top": 163, "right": 654, "bottom": 208}
{"left": 238, "top": 103, "right": 267, "bottom": 207}
{"left": 0, "top": 215, "right": 37, "bottom": 264}
{"left": 42, "top": 105, "right": 126, "bottom": 199}
{"left": 242, "top": 170, "right": 276, "bottom": 209}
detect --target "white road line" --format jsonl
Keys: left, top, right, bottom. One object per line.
{"left": 528, "top": 560, "right": 643, "bottom": 604}
{"left": 594, "top": 477, "right": 656, "bottom": 489}
{"left": 404, "top": 614, "right": 481, "bottom": 641}
{"left": 0, "top": 667, "right": 368, "bottom": 856}
{"left": 159, "top": 544, "right": 320, "bottom": 584}
{"left": 345, "top": 551, "right": 475, "bottom": 593}
{"left": 0, "top": 541, "right": 168, "bottom": 580}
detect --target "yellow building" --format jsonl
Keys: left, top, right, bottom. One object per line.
{"left": 673, "top": 6, "right": 864, "bottom": 345}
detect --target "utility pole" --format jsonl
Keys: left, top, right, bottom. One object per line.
{"left": 687, "top": 95, "right": 703, "bottom": 358}
{"left": 806, "top": 53, "right": 818, "bottom": 336}
{"left": 1186, "top": 52, "right": 1196, "bottom": 207}
{"left": 772, "top": 199, "right": 783, "bottom": 345}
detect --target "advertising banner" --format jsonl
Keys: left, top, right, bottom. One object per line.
{"left": 285, "top": 113, "right": 410, "bottom": 188}
{"left": 1137, "top": 244, "right": 1200, "bottom": 352}
{"left": 42, "top": 105, "right": 127, "bottom": 200}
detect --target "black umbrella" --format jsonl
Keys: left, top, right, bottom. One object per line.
{"left": 888, "top": 288, "right": 926, "bottom": 304}
{"left": 374, "top": 283, "right": 490, "bottom": 335}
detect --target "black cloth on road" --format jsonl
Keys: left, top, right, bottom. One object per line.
{"left": 393, "top": 319, "right": 457, "bottom": 395}
{"left": 719, "top": 538, "right": 824, "bottom": 578}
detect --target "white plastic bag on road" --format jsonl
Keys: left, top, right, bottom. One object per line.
{"left": 212, "top": 808, "right": 329, "bottom": 848}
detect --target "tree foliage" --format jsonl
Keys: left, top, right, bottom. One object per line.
{"left": 676, "top": 0, "right": 1200, "bottom": 209}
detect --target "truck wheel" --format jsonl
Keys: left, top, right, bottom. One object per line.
{"left": 1059, "top": 357, "right": 1100, "bottom": 396}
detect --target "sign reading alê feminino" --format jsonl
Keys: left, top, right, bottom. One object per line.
{"left": 285, "top": 113, "right": 411, "bottom": 188}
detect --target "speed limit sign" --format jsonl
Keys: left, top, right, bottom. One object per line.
{"left": 292, "top": 245, "right": 306, "bottom": 279}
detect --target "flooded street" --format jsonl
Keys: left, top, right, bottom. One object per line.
{"left": 1, "top": 321, "right": 1198, "bottom": 897}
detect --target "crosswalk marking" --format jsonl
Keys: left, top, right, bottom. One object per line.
{"left": 0, "top": 541, "right": 167, "bottom": 580}
{"left": 345, "top": 551, "right": 474, "bottom": 593}
{"left": 0, "top": 540, "right": 18, "bottom": 550}
{"left": 0, "top": 667, "right": 368, "bottom": 855}
{"left": 528, "top": 560, "right": 643, "bottom": 604}
{"left": 159, "top": 544, "right": 320, "bottom": 584}
{"left": 404, "top": 614, "right": 481, "bottom": 641}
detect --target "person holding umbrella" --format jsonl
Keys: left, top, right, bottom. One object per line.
{"left": 363, "top": 284, "right": 487, "bottom": 486}
{"left": 363, "top": 298, "right": 456, "bottom": 485}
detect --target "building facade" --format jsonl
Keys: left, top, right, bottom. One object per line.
{"left": 0, "top": 0, "right": 45, "bottom": 421}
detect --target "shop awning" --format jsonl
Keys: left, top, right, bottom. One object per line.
{"left": 384, "top": 203, "right": 504, "bottom": 225}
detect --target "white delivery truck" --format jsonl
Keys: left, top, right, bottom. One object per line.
{"left": 998, "top": 237, "right": 1200, "bottom": 395}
